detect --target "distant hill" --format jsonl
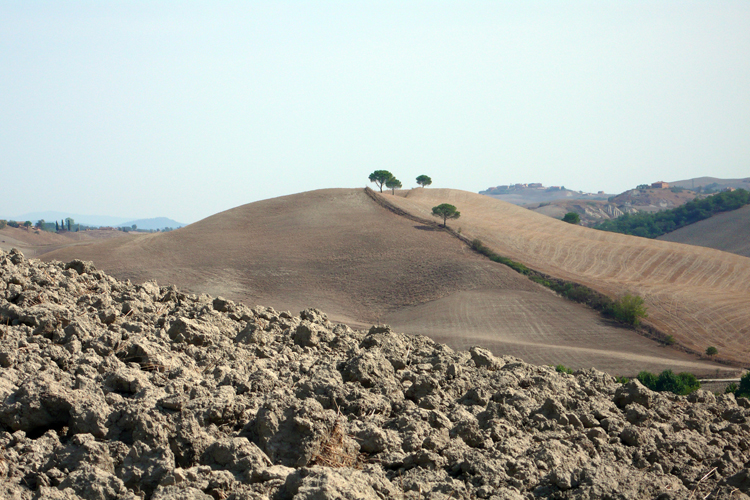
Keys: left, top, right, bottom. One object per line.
{"left": 3, "top": 211, "right": 131, "bottom": 227}
{"left": 41, "top": 188, "right": 749, "bottom": 374}
{"left": 524, "top": 187, "right": 699, "bottom": 226}
{"left": 118, "top": 217, "right": 185, "bottom": 230}
{"left": 0, "top": 212, "right": 185, "bottom": 230}
{"left": 657, "top": 204, "right": 750, "bottom": 258}
{"left": 594, "top": 189, "right": 750, "bottom": 239}
{"left": 480, "top": 183, "right": 611, "bottom": 205}
{"left": 669, "top": 177, "right": 750, "bottom": 192}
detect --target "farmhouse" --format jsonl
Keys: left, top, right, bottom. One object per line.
{"left": 651, "top": 181, "right": 669, "bottom": 189}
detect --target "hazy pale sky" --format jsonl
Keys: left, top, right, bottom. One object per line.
{"left": 2, "top": 1, "right": 749, "bottom": 223}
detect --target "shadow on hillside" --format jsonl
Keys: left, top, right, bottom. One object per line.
{"left": 414, "top": 225, "right": 441, "bottom": 231}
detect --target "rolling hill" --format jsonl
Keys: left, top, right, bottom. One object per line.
{"left": 39, "top": 188, "right": 742, "bottom": 376}
{"left": 384, "top": 188, "right": 750, "bottom": 366}
{"left": 657, "top": 204, "right": 750, "bottom": 258}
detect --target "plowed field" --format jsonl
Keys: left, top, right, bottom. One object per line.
{"left": 40, "top": 189, "right": 737, "bottom": 376}
{"left": 384, "top": 188, "right": 750, "bottom": 364}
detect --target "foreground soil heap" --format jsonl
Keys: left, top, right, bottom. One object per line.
{"left": 0, "top": 248, "right": 749, "bottom": 500}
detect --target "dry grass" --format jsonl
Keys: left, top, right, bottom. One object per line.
{"left": 310, "top": 413, "right": 359, "bottom": 469}
{"left": 385, "top": 188, "right": 750, "bottom": 365}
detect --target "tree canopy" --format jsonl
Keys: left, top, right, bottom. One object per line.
{"left": 416, "top": 175, "right": 432, "bottom": 188}
{"left": 562, "top": 212, "right": 580, "bottom": 224}
{"left": 368, "top": 170, "right": 394, "bottom": 192}
{"left": 432, "top": 203, "right": 460, "bottom": 227}
{"left": 385, "top": 177, "right": 402, "bottom": 194}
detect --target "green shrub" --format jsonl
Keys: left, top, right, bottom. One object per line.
{"left": 0, "top": 220, "right": 6, "bottom": 229}
{"left": 615, "top": 376, "right": 630, "bottom": 384}
{"left": 664, "top": 335, "right": 676, "bottom": 345}
{"left": 705, "top": 346, "right": 718, "bottom": 356}
{"left": 737, "top": 372, "right": 750, "bottom": 399}
{"left": 607, "top": 293, "right": 648, "bottom": 326}
{"left": 637, "top": 371, "right": 658, "bottom": 389}
{"left": 530, "top": 276, "right": 551, "bottom": 287}
{"left": 555, "top": 364, "right": 574, "bottom": 375}
{"left": 562, "top": 212, "right": 581, "bottom": 224}
{"left": 637, "top": 369, "right": 700, "bottom": 395}
{"left": 725, "top": 382, "right": 739, "bottom": 394}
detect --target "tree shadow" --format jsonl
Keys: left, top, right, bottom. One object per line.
{"left": 414, "top": 225, "right": 441, "bottom": 231}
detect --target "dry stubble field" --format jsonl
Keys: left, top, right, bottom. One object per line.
{"left": 40, "top": 188, "right": 736, "bottom": 376}
{"left": 385, "top": 188, "right": 750, "bottom": 366}
{"left": 658, "top": 204, "right": 750, "bottom": 258}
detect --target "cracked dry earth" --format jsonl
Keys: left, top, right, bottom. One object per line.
{"left": 0, "top": 248, "right": 749, "bottom": 500}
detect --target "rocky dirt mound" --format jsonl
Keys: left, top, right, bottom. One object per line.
{"left": 1, "top": 248, "right": 749, "bottom": 500}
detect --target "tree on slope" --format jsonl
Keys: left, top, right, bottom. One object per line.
{"left": 416, "top": 175, "right": 432, "bottom": 188}
{"left": 432, "top": 203, "right": 460, "bottom": 227}
{"left": 368, "top": 170, "right": 393, "bottom": 192}
{"left": 24, "top": 221, "right": 32, "bottom": 230}
{"left": 386, "top": 177, "right": 402, "bottom": 194}
{"left": 562, "top": 212, "right": 580, "bottom": 224}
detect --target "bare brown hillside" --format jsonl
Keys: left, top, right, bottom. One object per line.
{"left": 385, "top": 188, "right": 750, "bottom": 365}
{"left": 39, "top": 189, "right": 728, "bottom": 376}
{"left": 0, "top": 226, "right": 131, "bottom": 257}
{"left": 657, "top": 204, "right": 750, "bottom": 258}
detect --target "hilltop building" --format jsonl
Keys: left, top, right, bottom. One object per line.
{"left": 651, "top": 181, "right": 669, "bottom": 189}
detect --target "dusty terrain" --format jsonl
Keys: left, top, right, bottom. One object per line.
{"left": 2, "top": 249, "right": 750, "bottom": 500}
{"left": 40, "top": 189, "right": 732, "bottom": 377}
{"left": 0, "top": 226, "right": 133, "bottom": 258}
{"left": 385, "top": 188, "right": 750, "bottom": 365}
{"left": 523, "top": 200, "right": 626, "bottom": 227}
{"left": 658, "top": 205, "right": 750, "bottom": 258}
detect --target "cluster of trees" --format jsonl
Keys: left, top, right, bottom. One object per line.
{"left": 594, "top": 188, "right": 750, "bottom": 238}
{"left": 0, "top": 220, "right": 32, "bottom": 230}
{"left": 637, "top": 370, "right": 701, "bottom": 395}
{"left": 626, "top": 369, "right": 750, "bottom": 398}
{"left": 0, "top": 218, "right": 90, "bottom": 233}
{"left": 367, "top": 171, "right": 461, "bottom": 228}
{"left": 368, "top": 171, "right": 432, "bottom": 194}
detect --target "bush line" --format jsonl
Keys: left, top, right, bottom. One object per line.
{"left": 470, "top": 239, "right": 647, "bottom": 328}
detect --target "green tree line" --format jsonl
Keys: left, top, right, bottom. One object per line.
{"left": 594, "top": 188, "right": 750, "bottom": 238}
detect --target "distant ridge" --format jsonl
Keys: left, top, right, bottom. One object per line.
{"left": 2, "top": 211, "right": 131, "bottom": 227}
{"left": 117, "top": 217, "right": 185, "bottom": 230}
{"left": 1, "top": 211, "right": 185, "bottom": 229}
{"left": 669, "top": 176, "right": 750, "bottom": 190}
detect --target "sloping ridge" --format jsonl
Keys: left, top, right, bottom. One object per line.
{"left": 657, "top": 204, "right": 750, "bottom": 258}
{"left": 40, "top": 188, "right": 735, "bottom": 375}
{"left": 384, "top": 188, "right": 750, "bottom": 364}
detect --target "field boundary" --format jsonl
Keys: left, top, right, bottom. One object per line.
{"left": 364, "top": 187, "right": 742, "bottom": 370}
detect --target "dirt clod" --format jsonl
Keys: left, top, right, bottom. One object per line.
{"left": 1, "top": 248, "right": 749, "bottom": 499}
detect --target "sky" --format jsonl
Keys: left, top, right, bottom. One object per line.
{"left": 1, "top": 1, "right": 749, "bottom": 223}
